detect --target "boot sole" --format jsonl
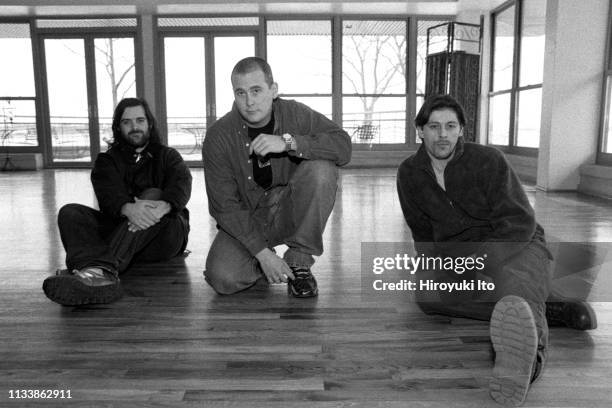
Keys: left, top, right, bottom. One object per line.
{"left": 489, "top": 295, "right": 538, "bottom": 407}
{"left": 42, "top": 275, "right": 123, "bottom": 306}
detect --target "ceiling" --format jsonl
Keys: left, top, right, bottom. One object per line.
{"left": 0, "top": 0, "right": 507, "bottom": 17}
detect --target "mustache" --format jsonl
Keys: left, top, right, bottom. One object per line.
{"left": 128, "top": 130, "right": 145, "bottom": 136}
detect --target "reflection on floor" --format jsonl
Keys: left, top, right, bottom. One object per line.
{"left": 0, "top": 168, "right": 611, "bottom": 407}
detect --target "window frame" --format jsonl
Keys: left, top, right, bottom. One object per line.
{"left": 35, "top": 16, "right": 142, "bottom": 168}
{"left": 487, "top": 0, "right": 542, "bottom": 157}
{"left": 597, "top": 3, "right": 612, "bottom": 165}
{"left": 339, "top": 16, "right": 411, "bottom": 149}
{"left": 0, "top": 18, "right": 41, "bottom": 155}
{"left": 264, "top": 16, "right": 334, "bottom": 121}
{"left": 155, "top": 14, "right": 261, "bottom": 159}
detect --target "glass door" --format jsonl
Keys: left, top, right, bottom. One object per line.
{"left": 164, "top": 36, "right": 207, "bottom": 163}
{"left": 44, "top": 38, "right": 91, "bottom": 163}
{"left": 162, "top": 33, "right": 255, "bottom": 161}
{"left": 42, "top": 36, "right": 136, "bottom": 165}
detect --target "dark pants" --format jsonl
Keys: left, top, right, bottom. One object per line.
{"left": 415, "top": 240, "right": 552, "bottom": 350}
{"left": 205, "top": 160, "right": 338, "bottom": 294}
{"left": 58, "top": 189, "right": 189, "bottom": 275}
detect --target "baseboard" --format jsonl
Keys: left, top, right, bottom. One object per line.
{"left": 578, "top": 164, "right": 612, "bottom": 199}
{"left": 345, "top": 150, "right": 415, "bottom": 168}
{"left": 0, "top": 153, "right": 43, "bottom": 171}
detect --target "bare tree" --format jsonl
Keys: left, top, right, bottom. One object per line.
{"left": 95, "top": 39, "right": 135, "bottom": 107}
{"left": 343, "top": 34, "right": 406, "bottom": 129}
{"left": 60, "top": 39, "right": 135, "bottom": 107}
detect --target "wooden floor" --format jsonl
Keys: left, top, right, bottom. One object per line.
{"left": 1, "top": 168, "right": 612, "bottom": 407}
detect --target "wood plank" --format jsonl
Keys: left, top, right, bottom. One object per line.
{"left": 1, "top": 168, "right": 611, "bottom": 407}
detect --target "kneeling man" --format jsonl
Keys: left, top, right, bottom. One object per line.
{"left": 202, "top": 57, "right": 351, "bottom": 297}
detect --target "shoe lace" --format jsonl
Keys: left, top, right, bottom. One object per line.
{"left": 291, "top": 269, "right": 313, "bottom": 291}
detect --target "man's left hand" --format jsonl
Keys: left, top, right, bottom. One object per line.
{"left": 249, "top": 133, "right": 286, "bottom": 157}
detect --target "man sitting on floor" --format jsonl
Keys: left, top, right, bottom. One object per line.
{"left": 202, "top": 57, "right": 351, "bottom": 297}
{"left": 396, "top": 94, "right": 596, "bottom": 407}
{"left": 43, "top": 97, "right": 192, "bottom": 306}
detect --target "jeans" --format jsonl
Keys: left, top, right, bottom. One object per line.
{"left": 205, "top": 160, "right": 338, "bottom": 294}
{"left": 415, "top": 240, "right": 551, "bottom": 351}
{"left": 58, "top": 188, "right": 189, "bottom": 275}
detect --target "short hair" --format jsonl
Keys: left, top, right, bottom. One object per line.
{"left": 110, "top": 97, "right": 161, "bottom": 147}
{"left": 415, "top": 94, "right": 466, "bottom": 128}
{"left": 231, "top": 57, "right": 274, "bottom": 86}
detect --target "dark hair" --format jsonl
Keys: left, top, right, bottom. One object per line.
{"left": 109, "top": 97, "right": 161, "bottom": 147}
{"left": 231, "top": 56, "right": 274, "bottom": 86}
{"left": 415, "top": 94, "right": 466, "bottom": 128}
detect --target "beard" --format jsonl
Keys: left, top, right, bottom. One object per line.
{"left": 123, "top": 129, "right": 150, "bottom": 148}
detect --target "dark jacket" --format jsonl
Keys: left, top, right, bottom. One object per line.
{"left": 396, "top": 137, "right": 548, "bottom": 266}
{"left": 202, "top": 97, "right": 352, "bottom": 256}
{"left": 91, "top": 142, "right": 192, "bottom": 221}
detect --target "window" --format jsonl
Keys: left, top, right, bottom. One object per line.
{"left": 156, "top": 15, "right": 447, "bottom": 159}
{"left": 41, "top": 33, "right": 137, "bottom": 164}
{"left": 163, "top": 37, "right": 207, "bottom": 162}
{"left": 342, "top": 20, "right": 406, "bottom": 144}
{"left": 266, "top": 19, "right": 332, "bottom": 118}
{"left": 0, "top": 23, "right": 37, "bottom": 148}
{"left": 158, "top": 16, "right": 257, "bottom": 161}
{"left": 488, "top": 0, "right": 546, "bottom": 151}
{"left": 598, "top": 4, "right": 612, "bottom": 164}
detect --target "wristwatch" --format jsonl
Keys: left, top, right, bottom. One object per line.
{"left": 282, "top": 133, "right": 295, "bottom": 152}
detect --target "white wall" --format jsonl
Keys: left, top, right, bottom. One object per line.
{"left": 537, "top": 0, "right": 609, "bottom": 190}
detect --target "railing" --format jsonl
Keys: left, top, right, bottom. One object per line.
{"left": 167, "top": 119, "right": 207, "bottom": 160}
{"left": 49, "top": 121, "right": 91, "bottom": 161}
{"left": 343, "top": 110, "right": 406, "bottom": 144}
{"left": 0, "top": 122, "right": 38, "bottom": 147}
{"left": 2, "top": 111, "right": 412, "bottom": 161}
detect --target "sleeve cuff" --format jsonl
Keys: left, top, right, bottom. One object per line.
{"left": 289, "top": 134, "right": 310, "bottom": 159}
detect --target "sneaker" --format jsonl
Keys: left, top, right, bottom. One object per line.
{"left": 42, "top": 267, "right": 122, "bottom": 306}
{"left": 546, "top": 301, "right": 597, "bottom": 330}
{"left": 287, "top": 267, "right": 318, "bottom": 298}
{"left": 489, "top": 295, "right": 539, "bottom": 407}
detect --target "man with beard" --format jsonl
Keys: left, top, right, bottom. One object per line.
{"left": 396, "top": 94, "right": 596, "bottom": 407}
{"left": 42, "top": 97, "right": 192, "bottom": 306}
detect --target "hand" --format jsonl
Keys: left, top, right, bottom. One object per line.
{"left": 127, "top": 221, "right": 143, "bottom": 233}
{"left": 255, "top": 248, "right": 295, "bottom": 284}
{"left": 126, "top": 200, "right": 171, "bottom": 232}
{"left": 147, "top": 200, "right": 171, "bottom": 220}
{"left": 121, "top": 199, "right": 161, "bottom": 231}
{"left": 249, "top": 133, "right": 286, "bottom": 157}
